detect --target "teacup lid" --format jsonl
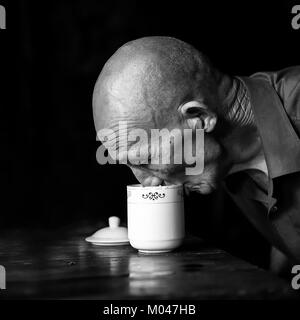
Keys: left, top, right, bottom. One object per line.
{"left": 85, "top": 216, "right": 129, "bottom": 245}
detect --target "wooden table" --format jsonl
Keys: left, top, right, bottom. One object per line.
{"left": 0, "top": 222, "right": 298, "bottom": 300}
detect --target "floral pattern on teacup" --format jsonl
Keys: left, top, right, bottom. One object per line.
{"left": 142, "top": 192, "right": 166, "bottom": 200}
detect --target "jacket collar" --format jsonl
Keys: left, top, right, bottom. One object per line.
{"left": 238, "top": 76, "right": 300, "bottom": 179}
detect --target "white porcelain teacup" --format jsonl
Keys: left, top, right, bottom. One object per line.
{"left": 127, "top": 184, "right": 185, "bottom": 253}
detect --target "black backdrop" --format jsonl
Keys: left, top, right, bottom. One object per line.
{"left": 3, "top": 0, "right": 300, "bottom": 266}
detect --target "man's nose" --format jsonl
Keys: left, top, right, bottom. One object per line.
{"left": 142, "top": 176, "right": 164, "bottom": 186}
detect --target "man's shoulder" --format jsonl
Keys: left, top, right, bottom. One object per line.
{"left": 240, "top": 68, "right": 300, "bottom": 178}
{"left": 249, "top": 67, "right": 300, "bottom": 101}
{"left": 248, "top": 66, "right": 300, "bottom": 121}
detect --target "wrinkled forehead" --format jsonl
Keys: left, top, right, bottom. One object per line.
{"left": 97, "top": 121, "right": 155, "bottom": 158}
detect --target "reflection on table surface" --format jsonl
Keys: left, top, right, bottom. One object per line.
{"left": 0, "top": 223, "right": 298, "bottom": 300}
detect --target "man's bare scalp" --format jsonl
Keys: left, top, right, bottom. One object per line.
{"left": 92, "top": 36, "right": 219, "bottom": 133}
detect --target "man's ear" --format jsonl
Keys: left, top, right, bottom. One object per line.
{"left": 180, "top": 101, "right": 217, "bottom": 133}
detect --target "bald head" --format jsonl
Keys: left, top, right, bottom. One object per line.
{"left": 92, "top": 36, "right": 224, "bottom": 134}
{"left": 92, "top": 37, "right": 239, "bottom": 192}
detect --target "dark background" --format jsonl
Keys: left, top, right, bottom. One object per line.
{"left": 2, "top": 1, "right": 300, "bottom": 267}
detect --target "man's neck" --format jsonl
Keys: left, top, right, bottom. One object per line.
{"left": 219, "top": 77, "right": 268, "bottom": 177}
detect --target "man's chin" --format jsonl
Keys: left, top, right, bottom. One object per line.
{"left": 186, "top": 183, "right": 216, "bottom": 195}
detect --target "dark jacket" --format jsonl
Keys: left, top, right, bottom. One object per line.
{"left": 224, "top": 66, "right": 300, "bottom": 264}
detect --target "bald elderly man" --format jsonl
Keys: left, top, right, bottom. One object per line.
{"left": 93, "top": 37, "right": 300, "bottom": 273}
